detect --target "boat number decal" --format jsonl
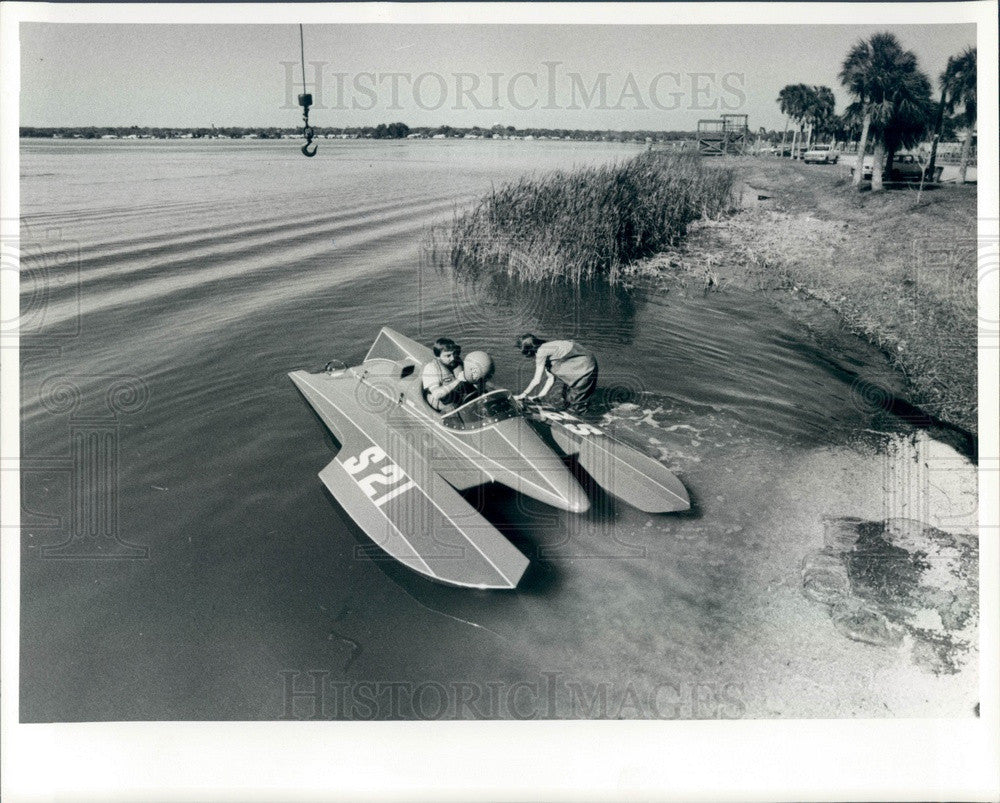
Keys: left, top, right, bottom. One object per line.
{"left": 564, "top": 421, "right": 603, "bottom": 436}
{"left": 535, "top": 408, "right": 603, "bottom": 436}
{"left": 342, "top": 446, "right": 417, "bottom": 507}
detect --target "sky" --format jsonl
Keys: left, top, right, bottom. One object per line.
{"left": 19, "top": 22, "right": 976, "bottom": 131}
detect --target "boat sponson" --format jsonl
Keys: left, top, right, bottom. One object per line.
{"left": 290, "top": 369, "right": 529, "bottom": 588}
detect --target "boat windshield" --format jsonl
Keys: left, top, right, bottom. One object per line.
{"left": 440, "top": 390, "right": 520, "bottom": 431}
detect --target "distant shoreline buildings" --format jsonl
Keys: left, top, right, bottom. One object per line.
{"left": 19, "top": 124, "right": 974, "bottom": 164}
{"left": 19, "top": 124, "right": 704, "bottom": 143}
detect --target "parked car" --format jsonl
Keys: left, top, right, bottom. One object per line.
{"left": 802, "top": 144, "right": 839, "bottom": 164}
{"left": 850, "top": 153, "right": 944, "bottom": 182}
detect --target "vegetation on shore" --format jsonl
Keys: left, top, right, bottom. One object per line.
{"left": 428, "top": 151, "right": 738, "bottom": 283}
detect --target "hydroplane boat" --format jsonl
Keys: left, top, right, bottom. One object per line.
{"left": 289, "top": 327, "right": 689, "bottom": 589}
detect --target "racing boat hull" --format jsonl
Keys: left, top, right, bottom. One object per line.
{"left": 290, "top": 327, "right": 689, "bottom": 588}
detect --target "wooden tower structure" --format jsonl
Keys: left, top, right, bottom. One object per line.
{"left": 697, "top": 114, "right": 749, "bottom": 155}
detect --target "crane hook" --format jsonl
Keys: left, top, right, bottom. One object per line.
{"left": 299, "top": 92, "right": 317, "bottom": 158}
{"left": 301, "top": 125, "right": 318, "bottom": 157}
{"left": 296, "top": 26, "right": 318, "bottom": 158}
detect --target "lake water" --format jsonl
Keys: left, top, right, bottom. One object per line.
{"left": 19, "top": 139, "right": 970, "bottom": 721}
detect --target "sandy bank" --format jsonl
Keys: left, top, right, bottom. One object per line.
{"left": 598, "top": 391, "right": 980, "bottom": 717}
{"left": 610, "top": 157, "right": 981, "bottom": 715}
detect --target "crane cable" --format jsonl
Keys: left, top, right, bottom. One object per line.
{"left": 298, "top": 24, "right": 317, "bottom": 157}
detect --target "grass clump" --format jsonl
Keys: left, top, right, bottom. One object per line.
{"left": 428, "top": 151, "right": 738, "bottom": 283}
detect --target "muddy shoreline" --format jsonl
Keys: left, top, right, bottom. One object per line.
{"left": 634, "top": 157, "right": 978, "bottom": 454}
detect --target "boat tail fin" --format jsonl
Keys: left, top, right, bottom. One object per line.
{"left": 364, "top": 327, "right": 431, "bottom": 364}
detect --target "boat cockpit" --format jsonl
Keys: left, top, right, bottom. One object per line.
{"left": 440, "top": 389, "right": 520, "bottom": 431}
{"left": 359, "top": 354, "right": 519, "bottom": 430}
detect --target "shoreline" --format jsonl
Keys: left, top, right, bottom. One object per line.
{"left": 634, "top": 157, "right": 978, "bottom": 451}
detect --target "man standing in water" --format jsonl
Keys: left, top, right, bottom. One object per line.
{"left": 422, "top": 337, "right": 468, "bottom": 412}
{"left": 514, "top": 334, "right": 599, "bottom": 414}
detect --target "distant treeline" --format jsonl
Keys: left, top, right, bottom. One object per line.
{"left": 20, "top": 123, "right": 778, "bottom": 143}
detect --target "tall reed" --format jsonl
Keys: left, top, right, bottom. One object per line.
{"left": 427, "top": 151, "right": 738, "bottom": 283}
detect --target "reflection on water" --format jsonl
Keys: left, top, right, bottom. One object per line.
{"left": 435, "top": 271, "right": 643, "bottom": 349}
{"left": 18, "top": 139, "right": 949, "bottom": 722}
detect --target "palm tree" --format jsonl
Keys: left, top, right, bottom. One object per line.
{"left": 777, "top": 85, "right": 796, "bottom": 156}
{"left": 927, "top": 55, "right": 954, "bottom": 178}
{"left": 946, "top": 48, "right": 976, "bottom": 183}
{"left": 792, "top": 84, "right": 814, "bottom": 158}
{"left": 829, "top": 113, "right": 855, "bottom": 149}
{"left": 928, "top": 47, "right": 976, "bottom": 182}
{"left": 841, "top": 102, "right": 865, "bottom": 156}
{"left": 882, "top": 70, "right": 934, "bottom": 176}
{"left": 777, "top": 84, "right": 812, "bottom": 158}
{"left": 803, "top": 85, "right": 836, "bottom": 150}
{"left": 839, "top": 32, "right": 933, "bottom": 191}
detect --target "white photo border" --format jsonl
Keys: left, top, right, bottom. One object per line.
{"left": 2, "top": 2, "right": 997, "bottom": 801}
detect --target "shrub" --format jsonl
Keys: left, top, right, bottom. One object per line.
{"left": 427, "top": 151, "right": 738, "bottom": 283}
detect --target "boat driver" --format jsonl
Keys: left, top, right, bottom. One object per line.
{"left": 422, "top": 337, "right": 471, "bottom": 413}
